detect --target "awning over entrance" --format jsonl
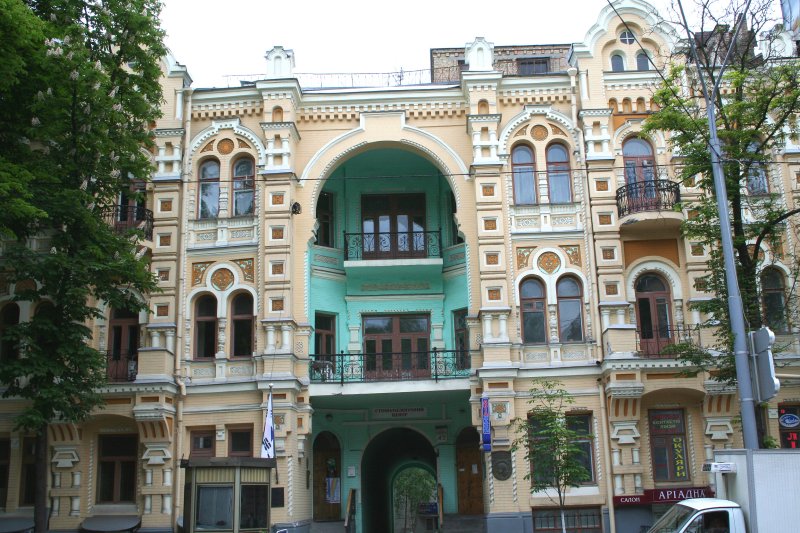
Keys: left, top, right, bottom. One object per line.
{"left": 80, "top": 515, "right": 141, "bottom": 533}
{"left": 0, "top": 517, "right": 34, "bottom": 533}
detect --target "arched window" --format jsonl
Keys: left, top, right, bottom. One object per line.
{"left": 231, "top": 293, "right": 254, "bottom": 357}
{"left": 635, "top": 274, "right": 672, "bottom": 356}
{"left": 199, "top": 160, "right": 220, "bottom": 219}
{"left": 195, "top": 295, "right": 217, "bottom": 359}
{"left": 611, "top": 54, "right": 625, "bottom": 72}
{"left": 557, "top": 277, "right": 583, "bottom": 342}
{"left": 547, "top": 144, "right": 571, "bottom": 204}
{"left": 762, "top": 268, "right": 788, "bottom": 333}
{"left": 623, "top": 138, "right": 656, "bottom": 186}
{"left": 233, "top": 158, "right": 255, "bottom": 216}
{"left": 512, "top": 145, "right": 536, "bottom": 205}
{"left": 520, "top": 278, "right": 546, "bottom": 344}
{"left": 0, "top": 303, "right": 20, "bottom": 361}
{"left": 637, "top": 52, "right": 650, "bottom": 71}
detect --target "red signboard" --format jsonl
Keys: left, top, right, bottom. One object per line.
{"left": 613, "top": 486, "right": 714, "bottom": 506}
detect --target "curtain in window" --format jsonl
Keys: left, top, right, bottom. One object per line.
{"left": 196, "top": 486, "right": 234, "bottom": 530}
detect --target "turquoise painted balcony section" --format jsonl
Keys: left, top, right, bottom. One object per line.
{"left": 343, "top": 229, "right": 443, "bottom": 261}
{"left": 308, "top": 147, "right": 469, "bottom": 362}
{"left": 309, "top": 348, "right": 472, "bottom": 384}
{"left": 443, "top": 244, "right": 466, "bottom": 268}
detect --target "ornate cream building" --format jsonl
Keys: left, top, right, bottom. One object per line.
{"left": 1, "top": 1, "right": 799, "bottom": 533}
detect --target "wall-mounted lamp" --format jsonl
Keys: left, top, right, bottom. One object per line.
{"left": 291, "top": 202, "right": 302, "bottom": 215}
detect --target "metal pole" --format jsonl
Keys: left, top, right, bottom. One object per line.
{"left": 705, "top": 107, "right": 759, "bottom": 449}
{"left": 676, "top": 0, "right": 758, "bottom": 449}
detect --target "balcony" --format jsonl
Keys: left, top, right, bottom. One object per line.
{"left": 636, "top": 325, "right": 702, "bottom": 358}
{"left": 309, "top": 349, "right": 471, "bottom": 383}
{"left": 106, "top": 350, "right": 137, "bottom": 382}
{"left": 343, "top": 230, "right": 442, "bottom": 261}
{"left": 100, "top": 205, "right": 154, "bottom": 240}
{"left": 616, "top": 180, "right": 680, "bottom": 218}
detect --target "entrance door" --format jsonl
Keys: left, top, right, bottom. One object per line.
{"left": 635, "top": 274, "right": 672, "bottom": 356}
{"left": 456, "top": 428, "right": 483, "bottom": 515}
{"left": 361, "top": 194, "right": 426, "bottom": 259}
{"left": 363, "top": 315, "right": 430, "bottom": 380}
{"left": 623, "top": 138, "right": 658, "bottom": 211}
{"left": 107, "top": 308, "right": 139, "bottom": 381}
{"left": 313, "top": 432, "right": 341, "bottom": 521}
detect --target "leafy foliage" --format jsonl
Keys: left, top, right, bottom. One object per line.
{"left": 513, "top": 379, "right": 591, "bottom": 533}
{"left": 393, "top": 467, "right": 436, "bottom": 533}
{"left": 0, "top": 1, "right": 165, "bottom": 529}
{"left": 643, "top": 0, "right": 800, "bottom": 381}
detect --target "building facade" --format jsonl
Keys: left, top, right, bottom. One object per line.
{"left": 2, "top": 1, "right": 800, "bottom": 533}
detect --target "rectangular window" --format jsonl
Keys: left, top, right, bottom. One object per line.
{"left": 649, "top": 409, "right": 690, "bottom": 481}
{"left": 199, "top": 182, "right": 220, "bottom": 219}
{"left": 240, "top": 485, "right": 269, "bottom": 530}
{"left": 196, "top": 485, "right": 234, "bottom": 530}
{"left": 522, "top": 300, "right": 547, "bottom": 344}
{"left": 360, "top": 194, "right": 426, "bottom": 259}
{"left": 453, "top": 309, "right": 469, "bottom": 370}
{"left": 20, "top": 438, "right": 36, "bottom": 506}
{"left": 195, "top": 321, "right": 216, "bottom": 359}
{"left": 519, "top": 58, "right": 550, "bottom": 75}
{"left": 191, "top": 430, "right": 215, "bottom": 458}
{"left": 513, "top": 166, "right": 537, "bottom": 205}
{"left": 314, "top": 313, "right": 336, "bottom": 356}
{"left": 567, "top": 414, "right": 595, "bottom": 483}
{"left": 529, "top": 414, "right": 594, "bottom": 485}
{"left": 532, "top": 508, "right": 602, "bottom": 533}
{"left": 316, "top": 192, "right": 334, "bottom": 248}
{"left": 228, "top": 428, "right": 253, "bottom": 457}
{"left": 779, "top": 404, "right": 799, "bottom": 449}
{"left": 363, "top": 314, "right": 430, "bottom": 380}
{"left": 97, "top": 434, "right": 137, "bottom": 503}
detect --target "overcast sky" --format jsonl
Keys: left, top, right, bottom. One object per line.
{"left": 159, "top": 0, "right": 779, "bottom": 88}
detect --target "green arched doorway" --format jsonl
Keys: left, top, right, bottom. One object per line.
{"left": 362, "top": 427, "right": 437, "bottom": 533}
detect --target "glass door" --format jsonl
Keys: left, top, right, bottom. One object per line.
{"left": 363, "top": 315, "right": 430, "bottom": 380}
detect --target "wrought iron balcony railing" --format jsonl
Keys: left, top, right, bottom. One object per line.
{"left": 616, "top": 180, "right": 680, "bottom": 218}
{"left": 635, "top": 325, "right": 702, "bottom": 358}
{"left": 99, "top": 205, "right": 154, "bottom": 240}
{"left": 344, "top": 230, "right": 442, "bottom": 261}
{"left": 106, "top": 349, "right": 137, "bottom": 382}
{"left": 309, "top": 348, "right": 471, "bottom": 383}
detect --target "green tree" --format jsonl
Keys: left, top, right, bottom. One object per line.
{"left": 0, "top": 1, "right": 165, "bottom": 530}
{"left": 513, "top": 379, "right": 592, "bottom": 533}
{"left": 393, "top": 467, "right": 436, "bottom": 533}
{"left": 643, "top": 1, "right": 800, "bottom": 393}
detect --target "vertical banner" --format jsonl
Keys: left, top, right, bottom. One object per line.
{"left": 481, "top": 396, "right": 491, "bottom": 452}
{"left": 261, "top": 391, "right": 275, "bottom": 459}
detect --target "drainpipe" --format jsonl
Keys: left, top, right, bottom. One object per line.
{"left": 598, "top": 379, "right": 616, "bottom": 533}
{"left": 173, "top": 376, "right": 187, "bottom": 525}
{"left": 173, "top": 85, "right": 192, "bottom": 527}
{"left": 570, "top": 66, "right": 602, "bottom": 357}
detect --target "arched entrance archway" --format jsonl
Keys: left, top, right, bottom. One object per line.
{"left": 362, "top": 428, "right": 436, "bottom": 533}
{"left": 313, "top": 431, "right": 342, "bottom": 521}
{"left": 455, "top": 427, "right": 484, "bottom": 514}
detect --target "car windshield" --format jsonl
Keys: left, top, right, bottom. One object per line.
{"left": 647, "top": 504, "right": 696, "bottom": 533}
